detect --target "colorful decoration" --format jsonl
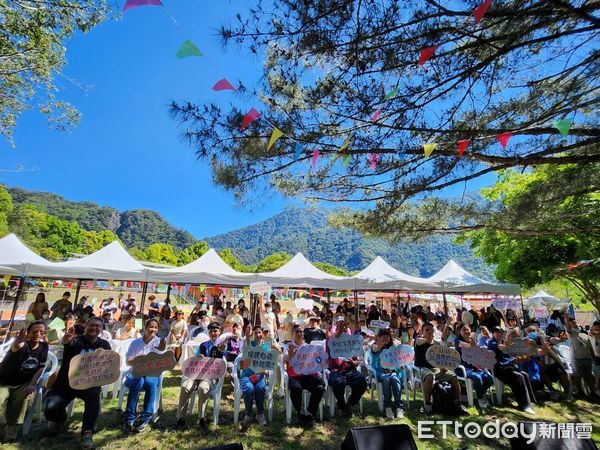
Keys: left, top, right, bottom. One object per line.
{"left": 240, "top": 107, "right": 260, "bottom": 130}
{"left": 339, "top": 135, "right": 352, "bottom": 152}
{"left": 294, "top": 142, "right": 303, "bottom": 160}
{"left": 419, "top": 45, "right": 441, "bottom": 66}
{"left": 372, "top": 108, "right": 382, "bottom": 123}
{"left": 311, "top": 149, "right": 320, "bottom": 168}
{"left": 552, "top": 119, "right": 573, "bottom": 136}
{"left": 457, "top": 139, "right": 470, "bottom": 156}
{"left": 383, "top": 87, "right": 399, "bottom": 101}
{"left": 3, "top": 275, "right": 10, "bottom": 285}
{"left": 267, "top": 127, "right": 284, "bottom": 150}
{"left": 176, "top": 39, "right": 203, "bottom": 59}
{"left": 342, "top": 153, "right": 351, "bottom": 167}
{"left": 123, "top": 0, "right": 163, "bottom": 12}
{"left": 423, "top": 142, "right": 437, "bottom": 158}
{"left": 369, "top": 153, "right": 379, "bottom": 170}
{"left": 212, "top": 78, "right": 236, "bottom": 91}
{"left": 496, "top": 131, "right": 512, "bottom": 148}
{"left": 473, "top": 0, "right": 492, "bottom": 25}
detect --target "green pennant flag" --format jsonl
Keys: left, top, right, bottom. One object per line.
{"left": 176, "top": 39, "right": 203, "bottom": 59}
{"left": 342, "top": 153, "right": 351, "bottom": 167}
{"left": 552, "top": 119, "right": 573, "bottom": 136}
{"left": 383, "top": 87, "right": 398, "bottom": 101}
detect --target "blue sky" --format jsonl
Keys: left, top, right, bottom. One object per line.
{"left": 1, "top": 0, "right": 493, "bottom": 240}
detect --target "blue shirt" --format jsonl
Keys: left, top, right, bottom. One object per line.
{"left": 487, "top": 338, "right": 514, "bottom": 367}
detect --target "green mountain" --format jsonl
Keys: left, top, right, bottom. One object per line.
{"left": 7, "top": 187, "right": 492, "bottom": 278}
{"left": 8, "top": 187, "right": 196, "bottom": 251}
{"left": 205, "top": 206, "right": 494, "bottom": 279}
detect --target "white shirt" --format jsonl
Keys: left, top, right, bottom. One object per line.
{"left": 126, "top": 336, "right": 161, "bottom": 362}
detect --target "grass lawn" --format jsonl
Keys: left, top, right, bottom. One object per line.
{"left": 5, "top": 370, "right": 600, "bottom": 450}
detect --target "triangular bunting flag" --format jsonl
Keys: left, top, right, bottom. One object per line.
{"left": 339, "top": 135, "right": 352, "bottom": 152}
{"left": 552, "top": 119, "right": 573, "bottom": 136}
{"left": 473, "top": 0, "right": 492, "bottom": 24}
{"left": 383, "top": 87, "right": 398, "bottom": 101}
{"left": 311, "top": 149, "right": 320, "bottom": 168}
{"left": 369, "top": 153, "right": 379, "bottom": 170}
{"left": 424, "top": 143, "right": 438, "bottom": 158}
{"left": 419, "top": 45, "right": 441, "bottom": 66}
{"left": 496, "top": 132, "right": 512, "bottom": 148}
{"left": 267, "top": 127, "right": 284, "bottom": 150}
{"left": 176, "top": 39, "right": 203, "bottom": 59}
{"left": 3, "top": 275, "right": 10, "bottom": 285}
{"left": 240, "top": 108, "right": 260, "bottom": 130}
{"left": 372, "top": 108, "right": 382, "bottom": 123}
{"left": 123, "top": 0, "right": 163, "bottom": 12}
{"left": 212, "top": 78, "right": 236, "bottom": 91}
{"left": 457, "top": 139, "right": 470, "bottom": 156}
{"left": 342, "top": 153, "right": 351, "bottom": 167}
{"left": 294, "top": 142, "right": 303, "bottom": 160}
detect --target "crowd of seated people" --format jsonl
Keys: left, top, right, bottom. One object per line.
{"left": 1, "top": 290, "right": 598, "bottom": 448}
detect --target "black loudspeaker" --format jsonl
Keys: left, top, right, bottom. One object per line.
{"left": 510, "top": 422, "right": 598, "bottom": 450}
{"left": 341, "top": 424, "right": 417, "bottom": 450}
{"left": 198, "top": 444, "right": 243, "bottom": 450}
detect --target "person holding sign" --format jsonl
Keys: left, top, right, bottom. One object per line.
{"left": 414, "top": 323, "right": 465, "bottom": 415}
{"left": 0, "top": 321, "right": 48, "bottom": 442}
{"left": 326, "top": 318, "right": 367, "bottom": 418}
{"left": 370, "top": 329, "right": 405, "bottom": 419}
{"left": 454, "top": 324, "right": 494, "bottom": 409}
{"left": 285, "top": 324, "right": 326, "bottom": 426}
{"left": 487, "top": 326, "right": 537, "bottom": 414}
{"left": 122, "top": 318, "right": 167, "bottom": 434}
{"left": 239, "top": 324, "right": 280, "bottom": 428}
{"left": 176, "top": 322, "right": 226, "bottom": 433}
{"left": 44, "top": 317, "right": 111, "bottom": 449}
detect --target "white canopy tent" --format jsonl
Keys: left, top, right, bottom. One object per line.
{"left": 427, "top": 260, "right": 521, "bottom": 295}
{"left": 525, "top": 290, "right": 568, "bottom": 309}
{"left": 0, "top": 233, "right": 53, "bottom": 277}
{"left": 146, "top": 248, "right": 256, "bottom": 285}
{"left": 353, "top": 256, "right": 444, "bottom": 292}
{"left": 259, "top": 253, "right": 356, "bottom": 290}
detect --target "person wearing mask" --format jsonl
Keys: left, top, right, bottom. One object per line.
{"left": 44, "top": 317, "right": 111, "bottom": 449}
{"left": 285, "top": 324, "right": 326, "bottom": 426}
{"left": 303, "top": 316, "right": 326, "bottom": 344}
{"left": 414, "top": 322, "right": 466, "bottom": 415}
{"left": 176, "top": 322, "right": 226, "bottom": 432}
{"left": 261, "top": 301, "right": 277, "bottom": 338}
{"left": 487, "top": 326, "right": 537, "bottom": 414}
{"left": 122, "top": 319, "right": 166, "bottom": 433}
{"left": 239, "top": 324, "right": 280, "bottom": 427}
{"left": 213, "top": 306, "right": 226, "bottom": 327}
{"left": 50, "top": 292, "right": 73, "bottom": 321}
{"left": 0, "top": 321, "right": 48, "bottom": 442}
{"left": 27, "top": 293, "right": 49, "bottom": 321}
{"left": 370, "top": 328, "right": 405, "bottom": 419}
{"left": 326, "top": 318, "right": 367, "bottom": 418}
{"left": 454, "top": 323, "right": 494, "bottom": 409}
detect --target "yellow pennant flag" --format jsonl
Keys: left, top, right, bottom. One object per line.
{"left": 3, "top": 275, "right": 10, "bottom": 285}
{"left": 340, "top": 135, "right": 352, "bottom": 152}
{"left": 424, "top": 143, "right": 437, "bottom": 158}
{"left": 41, "top": 281, "right": 47, "bottom": 288}
{"left": 113, "top": 281, "right": 119, "bottom": 287}
{"left": 267, "top": 127, "right": 284, "bottom": 150}
{"left": 199, "top": 284, "right": 206, "bottom": 292}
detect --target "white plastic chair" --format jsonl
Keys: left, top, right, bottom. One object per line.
{"left": 22, "top": 351, "right": 59, "bottom": 435}
{"left": 232, "top": 355, "right": 275, "bottom": 425}
{"left": 115, "top": 369, "right": 165, "bottom": 423}
{"left": 406, "top": 364, "right": 428, "bottom": 408}
{"left": 455, "top": 365, "right": 475, "bottom": 407}
{"left": 282, "top": 351, "right": 326, "bottom": 424}
{"left": 490, "top": 368, "right": 504, "bottom": 405}
{"left": 0, "top": 337, "right": 15, "bottom": 360}
{"left": 325, "top": 369, "right": 364, "bottom": 418}
{"left": 364, "top": 349, "right": 411, "bottom": 412}
{"left": 185, "top": 360, "right": 227, "bottom": 427}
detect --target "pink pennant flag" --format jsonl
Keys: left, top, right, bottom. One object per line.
{"left": 473, "top": 0, "right": 492, "bottom": 24}
{"left": 240, "top": 108, "right": 260, "bottom": 130}
{"left": 369, "top": 153, "right": 380, "bottom": 170}
{"left": 496, "top": 132, "right": 512, "bottom": 148}
{"left": 87, "top": 281, "right": 93, "bottom": 289}
{"left": 311, "top": 149, "right": 320, "bottom": 168}
{"left": 457, "top": 139, "right": 470, "bottom": 156}
{"left": 419, "top": 45, "right": 441, "bottom": 66}
{"left": 372, "top": 108, "right": 382, "bottom": 123}
{"left": 123, "top": 0, "right": 163, "bottom": 12}
{"left": 212, "top": 79, "right": 236, "bottom": 92}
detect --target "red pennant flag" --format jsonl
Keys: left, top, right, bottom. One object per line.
{"left": 372, "top": 108, "right": 382, "bottom": 123}
{"left": 473, "top": 0, "right": 492, "bottom": 24}
{"left": 139, "top": 281, "right": 145, "bottom": 288}
{"left": 212, "top": 79, "right": 236, "bottom": 91}
{"left": 66, "top": 282, "right": 73, "bottom": 288}
{"left": 457, "top": 139, "right": 470, "bottom": 156}
{"left": 419, "top": 45, "right": 441, "bottom": 66}
{"left": 496, "top": 132, "right": 512, "bottom": 148}
{"left": 240, "top": 107, "right": 260, "bottom": 130}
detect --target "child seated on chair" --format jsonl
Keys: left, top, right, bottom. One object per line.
{"left": 176, "top": 321, "right": 226, "bottom": 433}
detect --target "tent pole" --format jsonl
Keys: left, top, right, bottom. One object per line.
{"left": 74, "top": 280, "right": 82, "bottom": 305}
{"left": 354, "top": 290, "right": 359, "bottom": 331}
{"left": 139, "top": 282, "right": 148, "bottom": 324}
{"left": 4, "top": 276, "right": 26, "bottom": 343}
{"left": 519, "top": 294, "right": 526, "bottom": 322}
{"left": 443, "top": 292, "right": 448, "bottom": 317}
{"left": 166, "top": 284, "right": 171, "bottom": 301}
